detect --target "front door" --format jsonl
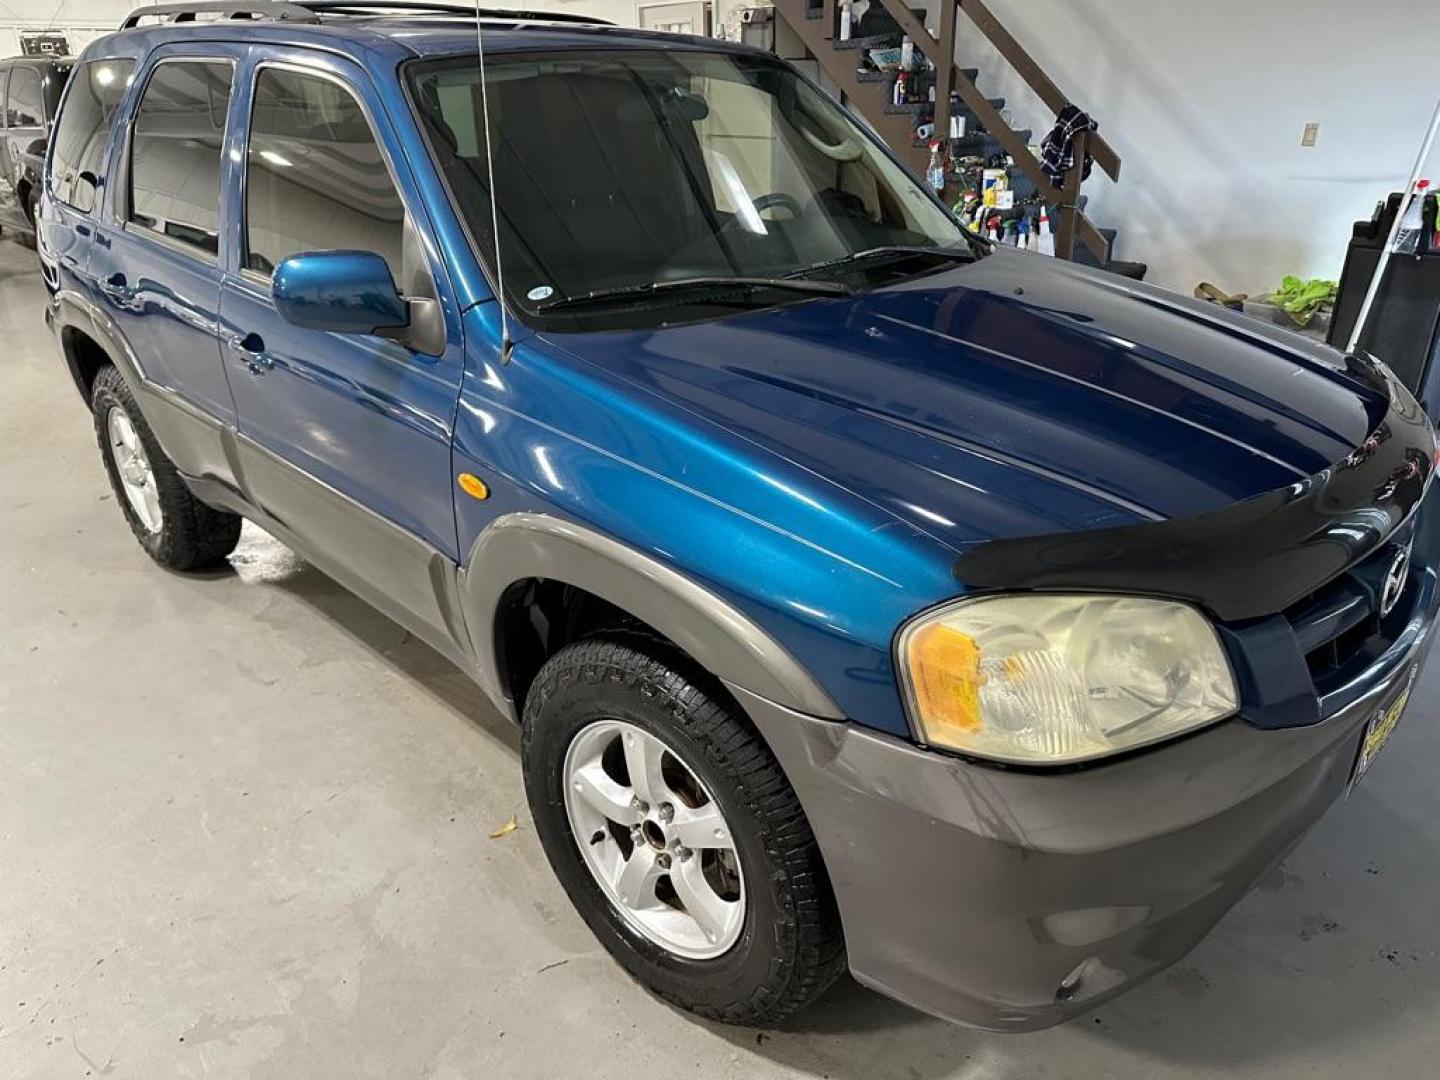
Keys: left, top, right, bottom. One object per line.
{"left": 218, "top": 51, "right": 466, "bottom": 640}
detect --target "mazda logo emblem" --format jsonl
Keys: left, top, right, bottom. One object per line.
{"left": 1380, "top": 541, "right": 1412, "bottom": 618}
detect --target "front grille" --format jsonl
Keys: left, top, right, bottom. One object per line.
{"left": 1285, "top": 524, "right": 1418, "bottom": 699}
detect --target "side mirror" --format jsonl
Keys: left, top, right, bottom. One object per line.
{"left": 272, "top": 250, "right": 409, "bottom": 336}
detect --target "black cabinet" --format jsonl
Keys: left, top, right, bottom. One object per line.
{"left": 1328, "top": 193, "right": 1440, "bottom": 414}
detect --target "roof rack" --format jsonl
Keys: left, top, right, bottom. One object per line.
{"left": 122, "top": 2, "right": 317, "bottom": 27}
{"left": 120, "top": 1, "right": 613, "bottom": 30}
{"left": 305, "top": 2, "right": 613, "bottom": 23}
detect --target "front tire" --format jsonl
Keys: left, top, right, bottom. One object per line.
{"left": 522, "top": 635, "right": 845, "bottom": 1025}
{"left": 91, "top": 365, "right": 242, "bottom": 570}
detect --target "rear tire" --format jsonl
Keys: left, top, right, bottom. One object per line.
{"left": 522, "top": 634, "right": 845, "bottom": 1025}
{"left": 91, "top": 364, "right": 242, "bottom": 570}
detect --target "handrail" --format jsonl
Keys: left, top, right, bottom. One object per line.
{"left": 957, "top": 0, "right": 1121, "bottom": 181}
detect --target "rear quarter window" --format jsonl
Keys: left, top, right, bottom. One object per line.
{"left": 49, "top": 58, "right": 136, "bottom": 213}
{"left": 6, "top": 68, "right": 43, "bottom": 126}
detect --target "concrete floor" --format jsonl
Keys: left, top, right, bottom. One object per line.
{"left": 2, "top": 237, "right": 1439, "bottom": 1079}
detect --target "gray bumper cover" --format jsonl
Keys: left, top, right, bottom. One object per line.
{"left": 730, "top": 630, "right": 1433, "bottom": 1031}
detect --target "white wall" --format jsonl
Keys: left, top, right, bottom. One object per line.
{"left": 960, "top": 0, "right": 1440, "bottom": 295}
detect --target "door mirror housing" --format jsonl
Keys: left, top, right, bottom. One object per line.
{"left": 272, "top": 250, "right": 409, "bottom": 336}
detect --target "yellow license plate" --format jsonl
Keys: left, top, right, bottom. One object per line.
{"left": 1352, "top": 668, "right": 1418, "bottom": 785}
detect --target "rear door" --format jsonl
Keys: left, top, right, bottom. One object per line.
{"left": 87, "top": 48, "right": 242, "bottom": 431}
{"left": 218, "top": 49, "right": 467, "bottom": 639}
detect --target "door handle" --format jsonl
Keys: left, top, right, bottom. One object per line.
{"left": 99, "top": 273, "right": 135, "bottom": 307}
{"left": 227, "top": 332, "right": 274, "bottom": 375}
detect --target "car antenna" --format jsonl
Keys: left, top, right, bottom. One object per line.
{"left": 473, "top": 1, "right": 514, "bottom": 363}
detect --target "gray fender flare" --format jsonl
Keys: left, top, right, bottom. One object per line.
{"left": 51, "top": 288, "right": 147, "bottom": 402}
{"left": 457, "top": 512, "right": 844, "bottom": 723}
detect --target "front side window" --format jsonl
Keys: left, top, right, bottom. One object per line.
{"left": 408, "top": 50, "right": 974, "bottom": 329}
{"left": 244, "top": 67, "right": 405, "bottom": 280}
{"left": 129, "top": 60, "right": 234, "bottom": 256}
{"left": 6, "top": 68, "right": 43, "bottom": 127}
{"left": 49, "top": 58, "right": 136, "bottom": 213}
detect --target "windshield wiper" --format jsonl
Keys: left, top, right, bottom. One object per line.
{"left": 537, "top": 276, "right": 851, "bottom": 313}
{"left": 785, "top": 245, "right": 979, "bottom": 282}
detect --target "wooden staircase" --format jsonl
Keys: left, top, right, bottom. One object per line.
{"left": 769, "top": 0, "right": 1143, "bottom": 277}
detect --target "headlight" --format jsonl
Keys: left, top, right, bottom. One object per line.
{"left": 897, "top": 595, "right": 1237, "bottom": 765}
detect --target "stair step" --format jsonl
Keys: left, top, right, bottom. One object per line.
{"left": 1074, "top": 246, "right": 1147, "bottom": 279}
{"left": 1102, "top": 260, "right": 1148, "bottom": 280}
{"left": 881, "top": 91, "right": 1008, "bottom": 120}
{"left": 833, "top": 32, "right": 901, "bottom": 51}
{"left": 846, "top": 5, "right": 928, "bottom": 35}
{"left": 930, "top": 128, "right": 1034, "bottom": 152}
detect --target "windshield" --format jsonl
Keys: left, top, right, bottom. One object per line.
{"left": 407, "top": 49, "right": 976, "bottom": 329}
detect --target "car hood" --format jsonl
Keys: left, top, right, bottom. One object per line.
{"left": 543, "top": 249, "right": 1384, "bottom": 553}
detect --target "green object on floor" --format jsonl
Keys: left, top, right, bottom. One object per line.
{"left": 1267, "top": 276, "right": 1338, "bottom": 327}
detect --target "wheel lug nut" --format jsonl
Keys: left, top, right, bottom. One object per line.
{"left": 657, "top": 802, "right": 674, "bottom": 823}
{"left": 656, "top": 853, "right": 671, "bottom": 870}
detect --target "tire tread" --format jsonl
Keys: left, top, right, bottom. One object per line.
{"left": 523, "top": 634, "right": 846, "bottom": 1025}
{"left": 91, "top": 364, "right": 242, "bottom": 571}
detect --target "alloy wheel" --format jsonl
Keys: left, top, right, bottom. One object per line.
{"left": 562, "top": 719, "right": 745, "bottom": 959}
{"left": 107, "top": 405, "right": 162, "bottom": 534}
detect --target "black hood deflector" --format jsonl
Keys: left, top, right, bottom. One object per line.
{"left": 952, "top": 355, "right": 1437, "bottom": 622}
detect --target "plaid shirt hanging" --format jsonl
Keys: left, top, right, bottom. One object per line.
{"left": 1040, "top": 104, "right": 1098, "bottom": 187}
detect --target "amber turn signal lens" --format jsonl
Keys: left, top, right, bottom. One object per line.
{"left": 906, "top": 622, "right": 985, "bottom": 742}
{"left": 457, "top": 473, "right": 490, "bottom": 500}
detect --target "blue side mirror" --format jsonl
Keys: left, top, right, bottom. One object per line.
{"left": 271, "top": 250, "right": 409, "bottom": 336}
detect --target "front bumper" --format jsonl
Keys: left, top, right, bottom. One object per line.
{"left": 732, "top": 580, "right": 1438, "bottom": 1031}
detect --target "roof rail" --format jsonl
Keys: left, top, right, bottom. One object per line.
{"left": 121, "top": 2, "right": 319, "bottom": 28}
{"left": 120, "top": 0, "right": 613, "bottom": 30}
{"left": 304, "top": 2, "right": 614, "bottom": 23}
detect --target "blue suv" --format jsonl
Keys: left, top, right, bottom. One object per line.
{"left": 41, "top": 1, "right": 1440, "bottom": 1031}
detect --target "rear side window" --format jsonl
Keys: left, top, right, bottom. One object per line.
{"left": 6, "top": 68, "right": 43, "bottom": 126}
{"left": 244, "top": 67, "right": 404, "bottom": 278}
{"left": 49, "top": 58, "right": 136, "bottom": 213}
{"left": 129, "top": 60, "right": 235, "bottom": 256}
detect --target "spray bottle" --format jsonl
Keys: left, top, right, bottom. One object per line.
{"left": 926, "top": 140, "right": 945, "bottom": 192}
{"left": 1397, "top": 179, "right": 1431, "bottom": 255}
{"left": 892, "top": 71, "right": 908, "bottom": 108}
{"left": 1036, "top": 207, "right": 1056, "bottom": 256}
{"left": 839, "top": 0, "right": 853, "bottom": 42}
